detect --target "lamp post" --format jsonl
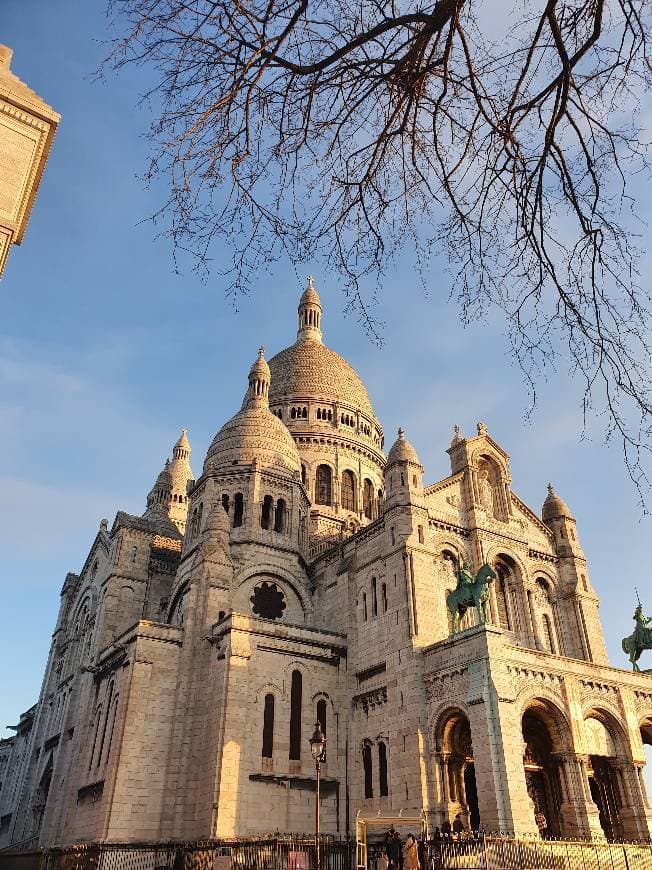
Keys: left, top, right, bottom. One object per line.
{"left": 309, "top": 721, "right": 327, "bottom": 870}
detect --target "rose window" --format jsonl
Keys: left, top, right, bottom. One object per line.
{"left": 250, "top": 581, "right": 287, "bottom": 620}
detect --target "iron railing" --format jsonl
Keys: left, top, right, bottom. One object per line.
{"left": 2, "top": 834, "right": 652, "bottom": 870}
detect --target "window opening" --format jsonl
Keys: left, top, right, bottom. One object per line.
{"left": 262, "top": 694, "right": 275, "bottom": 757}
{"left": 289, "top": 670, "right": 302, "bottom": 760}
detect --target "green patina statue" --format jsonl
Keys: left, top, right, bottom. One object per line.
{"left": 622, "top": 603, "right": 652, "bottom": 671}
{"left": 446, "top": 559, "right": 497, "bottom": 634}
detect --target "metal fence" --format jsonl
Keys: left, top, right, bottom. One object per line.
{"left": 2, "top": 834, "right": 652, "bottom": 870}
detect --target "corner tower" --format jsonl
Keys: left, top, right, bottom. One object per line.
{"left": 268, "top": 279, "right": 385, "bottom": 551}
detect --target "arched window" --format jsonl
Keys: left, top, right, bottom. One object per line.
{"left": 262, "top": 694, "right": 275, "bottom": 758}
{"left": 362, "top": 593, "right": 368, "bottom": 622}
{"left": 363, "top": 479, "right": 374, "bottom": 519}
{"left": 197, "top": 503, "right": 203, "bottom": 536}
{"left": 88, "top": 705, "right": 103, "bottom": 772}
{"left": 289, "top": 670, "right": 302, "bottom": 760}
{"left": 233, "top": 493, "right": 244, "bottom": 527}
{"left": 274, "top": 498, "right": 286, "bottom": 533}
{"left": 372, "top": 578, "right": 378, "bottom": 617}
{"left": 316, "top": 465, "right": 332, "bottom": 505}
{"left": 301, "top": 464, "right": 307, "bottom": 486}
{"left": 302, "top": 407, "right": 307, "bottom": 418}
{"left": 317, "top": 699, "right": 327, "bottom": 737}
{"left": 418, "top": 525, "right": 424, "bottom": 544}
{"left": 341, "top": 470, "right": 356, "bottom": 512}
{"left": 379, "top": 742, "right": 389, "bottom": 797}
{"left": 363, "top": 743, "right": 373, "bottom": 798}
{"left": 390, "top": 527, "right": 396, "bottom": 546}
{"left": 377, "top": 490, "right": 384, "bottom": 515}
{"left": 382, "top": 583, "right": 388, "bottom": 612}
{"left": 222, "top": 493, "right": 230, "bottom": 514}
{"left": 495, "top": 564, "right": 512, "bottom": 631}
{"left": 261, "top": 495, "right": 273, "bottom": 530}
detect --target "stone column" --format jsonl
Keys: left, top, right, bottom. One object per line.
{"left": 614, "top": 760, "right": 652, "bottom": 840}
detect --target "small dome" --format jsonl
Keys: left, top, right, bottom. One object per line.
{"left": 542, "top": 483, "right": 573, "bottom": 523}
{"left": 300, "top": 275, "right": 322, "bottom": 308}
{"left": 205, "top": 348, "right": 301, "bottom": 474}
{"left": 154, "top": 459, "right": 172, "bottom": 488}
{"left": 205, "top": 406, "right": 301, "bottom": 473}
{"left": 387, "top": 427, "right": 420, "bottom": 465}
{"left": 249, "top": 346, "right": 271, "bottom": 381}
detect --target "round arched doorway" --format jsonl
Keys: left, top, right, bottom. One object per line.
{"left": 522, "top": 707, "right": 565, "bottom": 838}
{"left": 439, "top": 711, "right": 480, "bottom": 832}
{"left": 585, "top": 713, "right": 624, "bottom": 841}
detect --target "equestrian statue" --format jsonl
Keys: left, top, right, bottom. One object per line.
{"left": 446, "top": 559, "right": 497, "bottom": 634}
{"left": 622, "top": 601, "right": 652, "bottom": 672}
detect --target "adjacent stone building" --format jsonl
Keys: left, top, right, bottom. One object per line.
{"left": 2, "top": 280, "right": 652, "bottom": 847}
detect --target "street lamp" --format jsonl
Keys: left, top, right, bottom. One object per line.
{"left": 309, "top": 721, "right": 327, "bottom": 870}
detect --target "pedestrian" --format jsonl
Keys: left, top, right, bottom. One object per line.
{"left": 403, "top": 833, "right": 420, "bottom": 870}
{"left": 452, "top": 813, "right": 465, "bottom": 838}
{"left": 386, "top": 828, "right": 401, "bottom": 870}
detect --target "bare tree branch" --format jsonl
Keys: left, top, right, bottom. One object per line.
{"left": 103, "top": 0, "right": 652, "bottom": 504}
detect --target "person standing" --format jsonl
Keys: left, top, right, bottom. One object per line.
{"left": 403, "top": 834, "right": 420, "bottom": 870}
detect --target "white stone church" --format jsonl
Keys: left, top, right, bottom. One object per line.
{"left": 1, "top": 280, "right": 652, "bottom": 847}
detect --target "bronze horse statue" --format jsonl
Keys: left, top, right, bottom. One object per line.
{"left": 622, "top": 604, "right": 652, "bottom": 671}
{"left": 446, "top": 561, "right": 497, "bottom": 634}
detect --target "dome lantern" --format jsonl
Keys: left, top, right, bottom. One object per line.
{"left": 297, "top": 275, "right": 323, "bottom": 344}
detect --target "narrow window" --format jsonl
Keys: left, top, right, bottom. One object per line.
{"left": 96, "top": 681, "right": 114, "bottom": 767}
{"left": 372, "top": 578, "right": 378, "bottom": 617}
{"left": 262, "top": 694, "right": 275, "bottom": 758}
{"left": 301, "top": 464, "right": 307, "bottom": 486}
{"left": 390, "top": 527, "right": 395, "bottom": 546}
{"left": 222, "top": 493, "right": 230, "bottom": 514}
{"left": 363, "top": 479, "right": 374, "bottom": 519}
{"left": 197, "top": 503, "right": 203, "bottom": 536}
{"left": 289, "top": 670, "right": 302, "bottom": 760}
{"left": 363, "top": 743, "right": 373, "bottom": 798}
{"left": 316, "top": 465, "right": 332, "bottom": 505}
{"left": 382, "top": 583, "right": 388, "bottom": 612}
{"left": 233, "top": 493, "right": 244, "bottom": 527}
{"left": 341, "top": 470, "right": 356, "bottom": 512}
{"left": 105, "top": 696, "right": 119, "bottom": 764}
{"left": 88, "top": 705, "right": 103, "bottom": 772}
{"left": 377, "top": 490, "right": 384, "bottom": 514}
{"left": 379, "top": 742, "right": 389, "bottom": 797}
{"left": 495, "top": 568, "right": 511, "bottom": 631}
{"left": 542, "top": 614, "right": 556, "bottom": 654}
{"left": 362, "top": 593, "right": 368, "bottom": 622}
{"left": 261, "top": 495, "right": 273, "bottom": 530}
{"left": 400, "top": 473, "right": 405, "bottom": 486}
{"left": 302, "top": 407, "right": 307, "bottom": 418}
{"left": 274, "top": 498, "right": 286, "bottom": 533}
{"left": 418, "top": 525, "right": 424, "bottom": 544}
{"left": 316, "top": 699, "right": 327, "bottom": 737}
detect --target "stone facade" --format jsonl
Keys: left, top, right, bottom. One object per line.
{"left": 0, "top": 45, "right": 59, "bottom": 278}
{"left": 2, "top": 281, "right": 652, "bottom": 847}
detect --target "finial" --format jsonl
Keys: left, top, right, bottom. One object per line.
{"left": 477, "top": 421, "right": 488, "bottom": 436}
{"left": 258, "top": 345, "right": 265, "bottom": 358}
{"left": 165, "top": 458, "right": 170, "bottom": 468}
{"left": 0, "top": 46, "right": 12, "bottom": 70}
{"left": 454, "top": 424, "right": 460, "bottom": 436}
{"left": 100, "top": 518, "right": 108, "bottom": 532}
{"left": 398, "top": 426, "right": 405, "bottom": 439}
{"left": 307, "top": 275, "right": 314, "bottom": 290}
{"left": 547, "top": 483, "right": 554, "bottom": 495}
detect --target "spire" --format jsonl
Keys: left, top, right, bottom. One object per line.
{"left": 297, "top": 275, "right": 323, "bottom": 343}
{"left": 243, "top": 346, "right": 271, "bottom": 409}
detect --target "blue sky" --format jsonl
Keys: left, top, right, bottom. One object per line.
{"left": 2, "top": 0, "right": 652, "bottom": 778}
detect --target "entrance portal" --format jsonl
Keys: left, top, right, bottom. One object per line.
{"left": 522, "top": 709, "right": 564, "bottom": 837}
{"left": 439, "top": 712, "right": 480, "bottom": 832}
{"left": 585, "top": 715, "right": 623, "bottom": 841}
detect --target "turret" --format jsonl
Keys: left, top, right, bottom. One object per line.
{"left": 384, "top": 427, "right": 425, "bottom": 510}
{"left": 542, "top": 483, "right": 608, "bottom": 664}
{"left": 296, "top": 275, "right": 323, "bottom": 343}
{"left": 144, "top": 429, "right": 194, "bottom": 534}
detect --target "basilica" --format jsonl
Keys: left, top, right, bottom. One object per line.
{"left": 1, "top": 280, "right": 652, "bottom": 847}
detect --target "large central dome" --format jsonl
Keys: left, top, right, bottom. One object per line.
{"left": 268, "top": 339, "right": 375, "bottom": 417}
{"left": 268, "top": 277, "right": 377, "bottom": 421}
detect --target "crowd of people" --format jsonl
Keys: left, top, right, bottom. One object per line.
{"left": 375, "top": 816, "right": 471, "bottom": 870}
